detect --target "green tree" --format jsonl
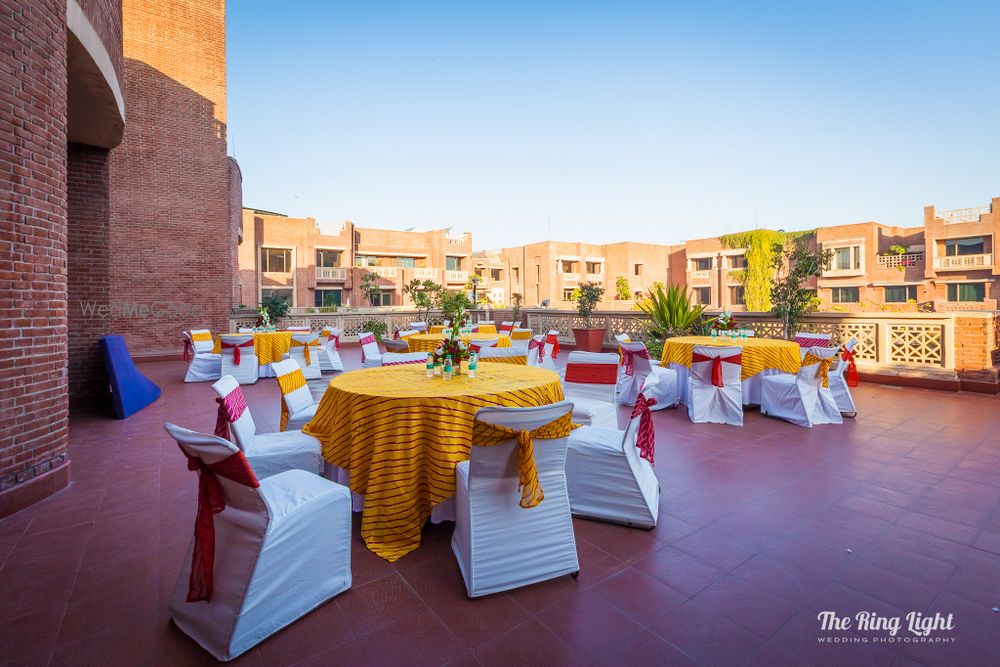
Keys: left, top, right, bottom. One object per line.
{"left": 720, "top": 229, "right": 816, "bottom": 311}
{"left": 402, "top": 278, "right": 442, "bottom": 318}
{"left": 360, "top": 271, "right": 382, "bottom": 307}
{"left": 637, "top": 283, "right": 709, "bottom": 339}
{"left": 439, "top": 290, "right": 472, "bottom": 324}
{"left": 771, "top": 241, "right": 832, "bottom": 338}
{"left": 511, "top": 292, "right": 523, "bottom": 322}
{"left": 575, "top": 281, "right": 605, "bottom": 328}
{"left": 259, "top": 294, "right": 290, "bottom": 321}
{"left": 615, "top": 276, "right": 630, "bottom": 300}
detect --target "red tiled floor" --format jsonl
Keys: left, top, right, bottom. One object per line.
{"left": 1, "top": 351, "right": 1000, "bottom": 665}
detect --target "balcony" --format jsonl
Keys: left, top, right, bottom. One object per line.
{"left": 585, "top": 273, "right": 603, "bottom": 281}
{"left": 940, "top": 205, "right": 990, "bottom": 224}
{"left": 560, "top": 272, "right": 580, "bottom": 282}
{"left": 876, "top": 252, "right": 923, "bottom": 269}
{"left": 413, "top": 267, "right": 440, "bottom": 280}
{"left": 444, "top": 270, "right": 467, "bottom": 283}
{"left": 367, "top": 266, "right": 399, "bottom": 278}
{"left": 689, "top": 269, "right": 712, "bottom": 281}
{"left": 315, "top": 266, "right": 347, "bottom": 281}
{"left": 933, "top": 253, "right": 992, "bottom": 270}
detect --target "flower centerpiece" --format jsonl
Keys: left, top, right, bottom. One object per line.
{"left": 255, "top": 305, "right": 272, "bottom": 330}
{"left": 432, "top": 330, "right": 470, "bottom": 374}
{"left": 713, "top": 310, "right": 736, "bottom": 333}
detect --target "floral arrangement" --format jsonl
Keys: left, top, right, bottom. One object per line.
{"left": 255, "top": 305, "right": 272, "bottom": 329}
{"left": 712, "top": 310, "right": 736, "bottom": 332}
{"left": 433, "top": 333, "right": 470, "bottom": 364}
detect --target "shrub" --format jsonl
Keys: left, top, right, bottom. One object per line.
{"left": 359, "top": 319, "right": 387, "bottom": 342}
{"left": 575, "top": 281, "right": 605, "bottom": 328}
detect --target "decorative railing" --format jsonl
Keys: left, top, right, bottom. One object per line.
{"left": 228, "top": 309, "right": 496, "bottom": 341}
{"left": 444, "top": 270, "right": 468, "bottom": 283}
{"left": 367, "top": 266, "right": 398, "bottom": 278}
{"left": 939, "top": 206, "right": 990, "bottom": 224}
{"left": 413, "top": 267, "right": 440, "bottom": 280}
{"left": 560, "top": 273, "right": 580, "bottom": 282}
{"left": 689, "top": 270, "right": 712, "bottom": 280}
{"left": 877, "top": 252, "right": 923, "bottom": 268}
{"left": 524, "top": 308, "right": 998, "bottom": 371}
{"left": 315, "top": 267, "right": 347, "bottom": 280}
{"left": 933, "top": 253, "right": 992, "bottom": 270}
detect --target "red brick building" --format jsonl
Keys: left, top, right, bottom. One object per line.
{"left": 1, "top": 0, "right": 237, "bottom": 515}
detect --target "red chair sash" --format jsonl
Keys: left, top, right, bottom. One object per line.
{"left": 221, "top": 338, "right": 254, "bottom": 365}
{"left": 842, "top": 347, "right": 859, "bottom": 387}
{"left": 469, "top": 343, "right": 482, "bottom": 354}
{"left": 631, "top": 394, "right": 657, "bottom": 464}
{"left": 182, "top": 337, "right": 193, "bottom": 362}
{"left": 621, "top": 348, "right": 650, "bottom": 376}
{"left": 393, "top": 329, "right": 400, "bottom": 340}
{"left": 214, "top": 388, "right": 248, "bottom": 440}
{"left": 545, "top": 333, "right": 560, "bottom": 359}
{"left": 500, "top": 324, "right": 513, "bottom": 334}
{"left": 793, "top": 336, "right": 833, "bottom": 348}
{"left": 330, "top": 334, "right": 340, "bottom": 350}
{"left": 690, "top": 351, "right": 742, "bottom": 387}
{"left": 564, "top": 362, "right": 619, "bottom": 385}
{"left": 178, "top": 445, "right": 260, "bottom": 602}
{"left": 359, "top": 334, "right": 376, "bottom": 363}
{"left": 528, "top": 338, "right": 545, "bottom": 363}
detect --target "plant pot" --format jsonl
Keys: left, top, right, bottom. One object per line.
{"left": 572, "top": 327, "right": 605, "bottom": 352}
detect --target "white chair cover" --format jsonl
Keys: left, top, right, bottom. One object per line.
{"left": 286, "top": 326, "right": 311, "bottom": 332}
{"left": 211, "top": 376, "right": 323, "bottom": 477}
{"left": 288, "top": 332, "right": 322, "bottom": 380}
{"left": 566, "top": 395, "right": 659, "bottom": 528}
{"left": 452, "top": 402, "right": 579, "bottom": 597}
{"left": 563, "top": 351, "right": 619, "bottom": 427}
{"left": 271, "top": 359, "right": 318, "bottom": 432}
{"left": 508, "top": 328, "right": 533, "bottom": 352}
{"left": 477, "top": 347, "right": 527, "bottom": 364}
{"left": 526, "top": 331, "right": 559, "bottom": 371}
{"left": 829, "top": 338, "right": 858, "bottom": 416}
{"left": 469, "top": 338, "right": 499, "bottom": 352}
{"left": 381, "top": 352, "right": 428, "bottom": 366}
{"left": 499, "top": 321, "right": 515, "bottom": 334}
{"left": 761, "top": 346, "right": 843, "bottom": 427}
{"left": 383, "top": 338, "right": 410, "bottom": 352}
{"left": 614, "top": 333, "right": 632, "bottom": 344}
{"left": 219, "top": 334, "right": 259, "bottom": 385}
{"left": 358, "top": 331, "right": 382, "bottom": 368}
{"left": 184, "top": 331, "right": 221, "bottom": 383}
{"left": 319, "top": 327, "right": 344, "bottom": 372}
{"left": 237, "top": 327, "right": 254, "bottom": 334}
{"left": 164, "top": 423, "right": 351, "bottom": 662}
{"left": 190, "top": 329, "right": 215, "bottom": 354}
{"left": 688, "top": 345, "right": 743, "bottom": 426}
{"left": 616, "top": 341, "right": 679, "bottom": 410}
{"left": 410, "top": 321, "right": 428, "bottom": 333}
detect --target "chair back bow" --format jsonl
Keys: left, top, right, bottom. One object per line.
{"left": 471, "top": 411, "right": 577, "bottom": 509}
{"left": 528, "top": 337, "right": 545, "bottom": 363}
{"left": 221, "top": 338, "right": 254, "bottom": 365}
{"left": 276, "top": 368, "right": 307, "bottom": 430}
{"left": 214, "top": 387, "right": 248, "bottom": 440}
{"left": 841, "top": 347, "right": 859, "bottom": 387}
{"left": 690, "top": 351, "right": 742, "bottom": 387}
{"left": 182, "top": 336, "right": 194, "bottom": 362}
{"left": 178, "top": 445, "right": 259, "bottom": 602}
{"left": 621, "top": 347, "right": 650, "bottom": 376}
{"left": 802, "top": 352, "right": 833, "bottom": 388}
{"left": 630, "top": 394, "right": 657, "bottom": 464}
{"left": 290, "top": 338, "right": 319, "bottom": 367}
{"left": 545, "top": 333, "right": 560, "bottom": 359}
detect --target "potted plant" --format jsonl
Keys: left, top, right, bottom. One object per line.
{"left": 572, "top": 281, "right": 606, "bottom": 352}
{"left": 636, "top": 284, "right": 711, "bottom": 347}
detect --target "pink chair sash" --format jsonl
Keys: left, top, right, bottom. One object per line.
{"left": 690, "top": 351, "right": 742, "bottom": 387}
{"left": 528, "top": 338, "right": 545, "bottom": 363}
{"left": 182, "top": 337, "right": 194, "bottom": 362}
{"left": 631, "top": 394, "right": 657, "bottom": 464}
{"left": 359, "top": 334, "right": 376, "bottom": 363}
{"left": 214, "top": 388, "right": 248, "bottom": 441}
{"left": 793, "top": 336, "right": 833, "bottom": 348}
{"left": 221, "top": 338, "right": 254, "bottom": 365}
{"left": 621, "top": 348, "right": 650, "bottom": 376}
{"left": 330, "top": 334, "right": 340, "bottom": 350}
{"left": 177, "top": 445, "right": 259, "bottom": 602}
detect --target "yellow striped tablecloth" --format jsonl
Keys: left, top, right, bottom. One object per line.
{"left": 661, "top": 335, "right": 800, "bottom": 381}
{"left": 479, "top": 354, "right": 528, "bottom": 365}
{"left": 211, "top": 331, "right": 293, "bottom": 365}
{"left": 303, "top": 364, "right": 565, "bottom": 561}
{"left": 406, "top": 333, "right": 512, "bottom": 354}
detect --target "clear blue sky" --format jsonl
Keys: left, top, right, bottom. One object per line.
{"left": 227, "top": 1, "right": 1000, "bottom": 250}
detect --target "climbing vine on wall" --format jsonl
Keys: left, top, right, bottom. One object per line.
{"left": 719, "top": 229, "right": 816, "bottom": 311}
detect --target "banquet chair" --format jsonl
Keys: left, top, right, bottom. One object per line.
{"left": 829, "top": 337, "right": 859, "bottom": 417}
{"left": 211, "top": 376, "right": 323, "bottom": 477}
{"left": 319, "top": 327, "right": 344, "bottom": 372}
{"left": 164, "top": 423, "right": 351, "bottom": 662}
{"left": 760, "top": 346, "right": 843, "bottom": 427}
{"left": 238, "top": 327, "right": 254, "bottom": 334}
{"left": 410, "top": 321, "right": 428, "bottom": 333}
{"left": 509, "top": 328, "right": 533, "bottom": 352}
{"left": 793, "top": 332, "right": 833, "bottom": 354}
{"left": 452, "top": 401, "right": 579, "bottom": 597}
{"left": 614, "top": 333, "right": 632, "bottom": 344}
{"left": 359, "top": 331, "right": 382, "bottom": 368}
{"left": 219, "top": 334, "right": 259, "bottom": 385}
{"left": 567, "top": 391, "right": 659, "bottom": 528}
{"left": 383, "top": 337, "right": 410, "bottom": 352}
{"left": 381, "top": 352, "right": 428, "bottom": 366}
{"left": 562, "top": 351, "right": 619, "bottom": 427}
{"left": 478, "top": 347, "right": 527, "bottom": 365}
{"left": 527, "top": 332, "right": 560, "bottom": 371}
{"left": 688, "top": 345, "right": 743, "bottom": 426}
{"left": 286, "top": 325, "right": 311, "bottom": 332}
{"left": 272, "top": 359, "right": 318, "bottom": 432}
{"left": 468, "top": 338, "right": 499, "bottom": 353}
{"left": 499, "top": 321, "right": 514, "bottom": 335}
{"left": 617, "top": 341, "right": 678, "bottom": 409}
{"left": 183, "top": 330, "right": 222, "bottom": 383}
{"left": 287, "top": 333, "right": 322, "bottom": 380}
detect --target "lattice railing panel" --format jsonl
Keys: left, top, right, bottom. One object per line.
{"left": 889, "top": 324, "right": 943, "bottom": 366}
{"left": 835, "top": 323, "right": 877, "bottom": 361}
{"left": 605, "top": 314, "right": 648, "bottom": 342}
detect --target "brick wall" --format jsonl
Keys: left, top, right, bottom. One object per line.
{"left": 0, "top": 0, "right": 70, "bottom": 490}
{"left": 67, "top": 143, "right": 112, "bottom": 405}
{"left": 107, "top": 0, "right": 233, "bottom": 360}
{"left": 229, "top": 157, "right": 243, "bottom": 306}
{"left": 76, "top": 0, "right": 123, "bottom": 81}
{"left": 954, "top": 316, "right": 992, "bottom": 372}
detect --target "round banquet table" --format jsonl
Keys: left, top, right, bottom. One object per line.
{"left": 406, "top": 332, "right": 512, "bottom": 354}
{"left": 302, "top": 364, "right": 566, "bottom": 561}
{"left": 211, "top": 331, "right": 293, "bottom": 376}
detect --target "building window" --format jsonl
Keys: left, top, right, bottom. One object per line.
{"left": 692, "top": 257, "right": 712, "bottom": 271}
{"left": 827, "top": 246, "right": 862, "bottom": 271}
{"left": 831, "top": 287, "right": 859, "bottom": 303}
{"left": 560, "top": 260, "right": 576, "bottom": 273}
{"left": 316, "top": 249, "right": 341, "bottom": 268}
{"left": 314, "top": 289, "right": 342, "bottom": 307}
{"left": 396, "top": 257, "right": 416, "bottom": 268}
{"left": 730, "top": 285, "right": 745, "bottom": 305}
{"left": 729, "top": 255, "right": 746, "bottom": 269}
{"left": 512, "top": 267, "right": 519, "bottom": 281}
{"left": 535, "top": 265, "right": 540, "bottom": 282}
{"left": 943, "top": 237, "right": 986, "bottom": 256}
{"left": 693, "top": 287, "right": 711, "bottom": 305}
{"left": 374, "top": 290, "right": 393, "bottom": 306}
{"left": 260, "top": 287, "right": 293, "bottom": 305}
{"left": 562, "top": 289, "right": 575, "bottom": 300}
{"left": 634, "top": 263, "right": 642, "bottom": 276}
{"left": 947, "top": 283, "right": 985, "bottom": 302}
{"left": 490, "top": 269, "right": 502, "bottom": 281}
{"left": 585, "top": 261, "right": 602, "bottom": 274}
{"left": 884, "top": 285, "right": 917, "bottom": 303}
{"left": 446, "top": 256, "right": 464, "bottom": 271}
{"left": 261, "top": 248, "right": 291, "bottom": 273}
{"left": 355, "top": 255, "right": 377, "bottom": 267}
